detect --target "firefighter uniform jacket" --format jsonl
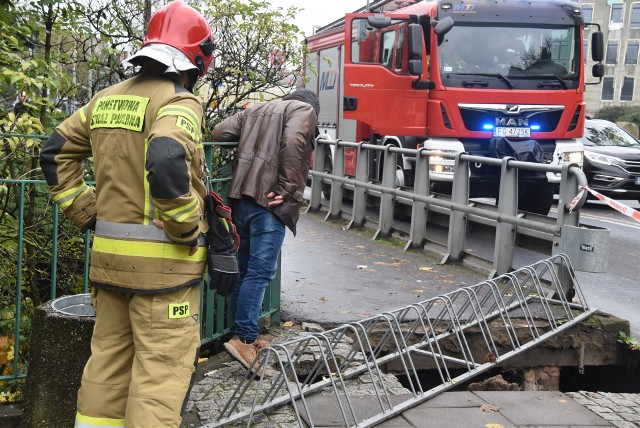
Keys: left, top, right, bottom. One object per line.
{"left": 40, "top": 71, "right": 208, "bottom": 293}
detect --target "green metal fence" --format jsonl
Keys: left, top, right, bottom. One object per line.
{"left": 0, "top": 136, "right": 280, "bottom": 392}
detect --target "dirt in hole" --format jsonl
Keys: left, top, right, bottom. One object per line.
{"left": 560, "top": 365, "right": 640, "bottom": 393}
{"left": 396, "top": 365, "right": 640, "bottom": 394}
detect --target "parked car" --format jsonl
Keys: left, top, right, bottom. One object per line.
{"left": 578, "top": 119, "right": 640, "bottom": 203}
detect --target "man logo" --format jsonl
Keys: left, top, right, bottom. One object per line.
{"left": 496, "top": 117, "right": 529, "bottom": 126}
{"left": 506, "top": 105, "right": 521, "bottom": 114}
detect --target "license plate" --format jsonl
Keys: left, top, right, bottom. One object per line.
{"left": 493, "top": 127, "right": 531, "bottom": 138}
{"left": 636, "top": 176, "right": 640, "bottom": 185}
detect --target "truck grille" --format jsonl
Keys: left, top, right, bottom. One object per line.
{"left": 459, "top": 106, "right": 563, "bottom": 133}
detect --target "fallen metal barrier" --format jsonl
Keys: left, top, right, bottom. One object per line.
{"left": 202, "top": 254, "right": 596, "bottom": 427}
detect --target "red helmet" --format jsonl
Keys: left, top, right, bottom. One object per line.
{"left": 144, "top": 1, "right": 214, "bottom": 77}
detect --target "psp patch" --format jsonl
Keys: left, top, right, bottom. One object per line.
{"left": 176, "top": 116, "right": 200, "bottom": 141}
{"left": 168, "top": 302, "right": 190, "bottom": 319}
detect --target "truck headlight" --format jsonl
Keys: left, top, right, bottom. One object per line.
{"left": 560, "top": 151, "right": 583, "bottom": 166}
{"left": 429, "top": 150, "right": 457, "bottom": 174}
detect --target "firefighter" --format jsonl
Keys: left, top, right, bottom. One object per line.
{"left": 39, "top": 2, "right": 217, "bottom": 427}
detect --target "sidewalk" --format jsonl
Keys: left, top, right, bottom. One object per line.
{"left": 181, "top": 210, "right": 639, "bottom": 428}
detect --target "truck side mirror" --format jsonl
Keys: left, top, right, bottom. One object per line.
{"left": 408, "top": 24, "right": 423, "bottom": 55}
{"left": 592, "top": 63, "right": 604, "bottom": 78}
{"left": 433, "top": 16, "right": 454, "bottom": 36}
{"left": 591, "top": 31, "right": 604, "bottom": 62}
{"left": 367, "top": 14, "right": 391, "bottom": 29}
{"left": 408, "top": 23, "right": 423, "bottom": 76}
{"left": 409, "top": 60, "right": 423, "bottom": 75}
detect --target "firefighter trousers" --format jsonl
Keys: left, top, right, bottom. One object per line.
{"left": 75, "top": 285, "right": 201, "bottom": 428}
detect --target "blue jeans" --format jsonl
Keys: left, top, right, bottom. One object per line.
{"left": 230, "top": 197, "right": 285, "bottom": 343}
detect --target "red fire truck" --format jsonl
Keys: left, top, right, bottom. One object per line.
{"left": 304, "top": 0, "right": 604, "bottom": 214}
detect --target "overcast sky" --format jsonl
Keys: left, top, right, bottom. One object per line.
{"left": 265, "top": 0, "right": 369, "bottom": 36}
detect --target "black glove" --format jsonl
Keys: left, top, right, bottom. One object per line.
{"left": 205, "top": 191, "right": 240, "bottom": 297}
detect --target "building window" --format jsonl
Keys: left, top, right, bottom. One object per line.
{"left": 583, "top": 5, "right": 594, "bottom": 26}
{"left": 632, "top": 3, "right": 640, "bottom": 27}
{"left": 584, "top": 40, "right": 589, "bottom": 63}
{"left": 610, "top": 3, "right": 624, "bottom": 23}
{"left": 621, "top": 77, "right": 634, "bottom": 101}
{"left": 626, "top": 41, "right": 639, "bottom": 64}
{"left": 601, "top": 77, "right": 614, "bottom": 100}
{"left": 606, "top": 40, "right": 618, "bottom": 64}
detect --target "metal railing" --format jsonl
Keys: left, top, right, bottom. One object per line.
{"left": 0, "top": 136, "right": 280, "bottom": 389}
{"left": 205, "top": 254, "right": 597, "bottom": 427}
{"left": 307, "top": 136, "right": 592, "bottom": 280}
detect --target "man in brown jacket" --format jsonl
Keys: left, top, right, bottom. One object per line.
{"left": 210, "top": 90, "right": 319, "bottom": 375}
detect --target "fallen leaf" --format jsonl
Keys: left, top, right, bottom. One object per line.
{"left": 198, "top": 357, "right": 208, "bottom": 363}
{"left": 204, "top": 370, "right": 218, "bottom": 377}
{"left": 283, "top": 321, "right": 295, "bottom": 327}
{"left": 485, "top": 425, "right": 503, "bottom": 428}
{"left": 413, "top": 289, "right": 424, "bottom": 293}
{"left": 480, "top": 403, "right": 500, "bottom": 413}
{"left": 354, "top": 245, "right": 365, "bottom": 249}
{"left": 419, "top": 266, "right": 434, "bottom": 271}
{"left": 484, "top": 352, "right": 497, "bottom": 363}
{"left": 320, "top": 296, "right": 328, "bottom": 301}
{"left": 374, "top": 261, "right": 407, "bottom": 267}
{"left": 0, "top": 336, "right": 8, "bottom": 365}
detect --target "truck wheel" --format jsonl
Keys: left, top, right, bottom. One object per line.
{"left": 322, "top": 181, "right": 332, "bottom": 200}
{"left": 518, "top": 182, "right": 554, "bottom": 215}
{"left": 395, "top": 166, "right": 405, "bottom": 187}
{"left": 394, "top": 167, "right": 417, "bottom": 220}
{"left": 399, "top": 166, "right": 415, "bottom": 189}
{"left": 322, "top": 153, "right": 333, "bottom": 200}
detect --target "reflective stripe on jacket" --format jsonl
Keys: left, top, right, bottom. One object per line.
{"left": 40, "top": 71, "right": 208, "bottom": 292}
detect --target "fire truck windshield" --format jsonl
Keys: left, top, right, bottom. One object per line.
{"left": 438, "top": 24, "right": 579, "bottom": 90}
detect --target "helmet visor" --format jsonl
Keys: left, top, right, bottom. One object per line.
{"left": 123, "top": 44, "right": 198, "bottom": 75}
{"left": 200, "top": 38, "right": 215, "bottom": 57}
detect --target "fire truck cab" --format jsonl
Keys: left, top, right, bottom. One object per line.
{"left": 305, "top": 0, "right": 604, "bottom": 214}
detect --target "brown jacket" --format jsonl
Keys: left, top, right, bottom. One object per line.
{"left": 211, "top": 99, "right": 317, "bottom": 235}
{"left": 40, "top": 72, "right": 208, "bottom": 292}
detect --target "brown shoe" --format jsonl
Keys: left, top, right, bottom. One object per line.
{"left": 224, "top": 336, "right": 267, "bottom": 377}
{"left": 255, "top": 338, "right": 270, "bottom": 349}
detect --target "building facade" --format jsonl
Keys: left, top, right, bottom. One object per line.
{"left": 582, "top": 0, "right": 640, "bottom": 116}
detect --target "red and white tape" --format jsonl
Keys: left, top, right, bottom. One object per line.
{"left": 569, "top": 186, "right": 640, "bottom": 223}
